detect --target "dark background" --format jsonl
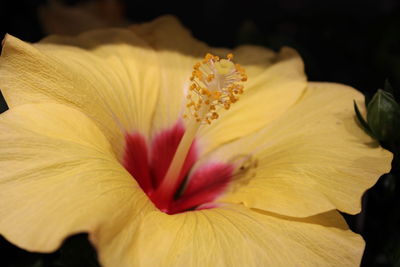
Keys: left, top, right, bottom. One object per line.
{"left": 0, "top": 0, "right": 399, "bottom": 266}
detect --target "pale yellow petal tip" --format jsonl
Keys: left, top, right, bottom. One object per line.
{"left": 1, "top": 34, "right": 17, "bottom": 48}
{"left": 279, "top": 46, "right": 300, "bottom": 57}
{"left": 272, "top": 46, "right": 306, "bottom": 81}
{"left": 0, "top": 34, "right": 30, "bottom": 55}
{"left": 278, "top": 46, "right": 303, "bottom": 62}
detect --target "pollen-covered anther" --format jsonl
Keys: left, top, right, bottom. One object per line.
{"left": 207, "top": 74, "right": 215, "bottom": 82}
{"left": 185, "top": 52, "right": 247, "bottom": 124}
{"left": 211, "top": 112, "right": 219, "bottom": 119}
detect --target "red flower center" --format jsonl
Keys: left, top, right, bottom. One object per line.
{"left": 123, "top": 121, "right": 234, "bottom": 214}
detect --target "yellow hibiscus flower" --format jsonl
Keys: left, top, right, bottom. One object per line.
{"left": 0, "top": 15, "right": 392, "bottom": 266}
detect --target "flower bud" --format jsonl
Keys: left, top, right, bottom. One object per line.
{"left": 366, "top": 89, "right": 400, "bottom": 142}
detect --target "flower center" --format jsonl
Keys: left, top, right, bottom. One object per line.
{"left": 186, "top": 53, "right": 247, "bottom": 124}
{"left": 123, "top": 53, "right": 247, "bottom": 214}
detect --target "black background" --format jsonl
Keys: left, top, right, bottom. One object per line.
{"left": 0, "top": 0, "right": 399, "bottom": 266}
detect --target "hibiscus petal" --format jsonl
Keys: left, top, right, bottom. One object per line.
{"left": 216, "top": 82, "right": 392, "bottom": 217}
{"left": 97, "top": 205, "right": 363, "bottom": 267}
{"left": 131, "top": 16, "right": 307, "bottom": 152}
{"left": 0, "top": 103, "right": 154, "bottom": 252}
{"left": 0, "top": 30, "right": 160, "bottom": 157}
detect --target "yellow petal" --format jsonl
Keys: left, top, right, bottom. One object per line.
{"left": 131, "top": 16, "right": 307, "bottom": 147}
{"left": 216, "top": 82, "right": 392, "bottom": 217}
{"left": 0, "top": 30, "right": 160, "bottom": 157}
{"left": 0, "top": 103, "right": 154, "bottom": 252}
{"left": 97, "top": 205, "right": 363, "bottom": 267}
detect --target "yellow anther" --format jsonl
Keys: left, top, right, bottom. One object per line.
{"left": 185, "top": 52, "right": 246, "bottom": 125}
{"left": 204, "top": 53, "right": 213, "bottom": 63}
{"left": 190, "top": 84, "right": 197, "bottom": 90}
{"left": 201, "top": 88, "right": 210, "bottom": 95}
{"left": 235, "top": 63, "right": 244, "bottom": 72}
{"left": 213, "top": 91, "right": 221, "bottom": 99}
{"left": 194, "top": 70, "right": 203, "bottom": 79}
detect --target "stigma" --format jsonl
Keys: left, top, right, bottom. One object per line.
{"left": 185, "top": 53, "right": 247, "bottom": 124}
